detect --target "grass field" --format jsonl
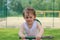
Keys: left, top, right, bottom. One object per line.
{"left": 0, "top": 28, "right": 60, "bottom": 40}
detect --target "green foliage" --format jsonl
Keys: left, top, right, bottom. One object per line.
{"left": 0, "top": 0, "right": 7, "bottom": 18}
{"left": 9, "top": 0, "right": 23, "bottom": 13}
{"left": 45, "top": 12, "right": 59, "bottom": 17}
{"left": 0, "top": 0, "right": 60, "bottom": 17}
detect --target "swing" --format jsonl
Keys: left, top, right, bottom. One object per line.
{"left": 19, "top": 36, "right": 54, "bottom": 40}
{"left": 19, "top": 19, "right": 54, "bottom": 40}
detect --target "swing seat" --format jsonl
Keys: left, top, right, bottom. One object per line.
{"left": 19, "top": 36, "right": 54, "bottom": 39}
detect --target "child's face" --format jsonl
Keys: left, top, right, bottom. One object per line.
{"left": 24, "top": 12, "right": 36, "bottom": 25}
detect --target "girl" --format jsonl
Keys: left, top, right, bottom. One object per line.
{"left": 18, "top": 7, "right": 44, "bottom": 40}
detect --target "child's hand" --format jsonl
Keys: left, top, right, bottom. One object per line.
{"left": 36, "top": 35, "right": 41, "bottom": 40}
{"left": 21, "top": 35, "right": 25, "bottom": 39}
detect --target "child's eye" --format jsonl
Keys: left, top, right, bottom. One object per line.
{"left": 30, "top": 17, "right": 32, "bottom": 18}
{"left": 26, "top": 17, "right": 28, "bottom": 19}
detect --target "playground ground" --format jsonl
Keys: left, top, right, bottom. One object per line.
{"left": 0, "top": 17, "right": 60, "bottom": 40}
{"left": 0, "top": 17, "right": 60, "bottom": 28}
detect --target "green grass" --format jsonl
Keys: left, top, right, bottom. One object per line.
{"left": 43, "top": 28, "right": 60, "bottom": 40}
{"left": 0, "top": 28, "right": 19, "bottom": 40}
{"left": 0, "top": 28, "right": 60, "bottom": 40}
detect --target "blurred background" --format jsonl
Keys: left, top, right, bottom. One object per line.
{"left": 0, "top": 0, "right": 60, "bottom": 40}
{"left": 0, "top": 0, "right": 60, "bottom": 28}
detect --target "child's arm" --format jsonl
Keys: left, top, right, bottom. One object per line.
{"left": 18, "top": 24, "right": 25, "bottom": 39}
{"left": 36, "top": 22, "right": 44, "bottom": 40}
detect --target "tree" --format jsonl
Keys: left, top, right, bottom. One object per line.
{"left": 0, "top": 0, "right": 7, "bottom": 18}
{"left": 8, "top": 0, "right": 23, "bottom": 13}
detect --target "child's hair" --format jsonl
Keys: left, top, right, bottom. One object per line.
{"left": 23, "top": 7, "right": 36, "bottom": 17}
